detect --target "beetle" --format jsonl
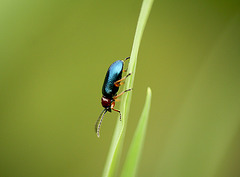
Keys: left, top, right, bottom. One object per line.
{"left": 95, "top": 57, "right": 132, "bottom": 137}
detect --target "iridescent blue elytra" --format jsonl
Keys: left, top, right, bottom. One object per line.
{"left": 95, "top": 57, "right": 132, "bottom": 138}
{"left": 102, "top": 60, "right": 123, "bottom": 98}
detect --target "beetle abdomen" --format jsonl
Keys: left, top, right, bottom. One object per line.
{"left": 102, "top": 60, "right": 124, "bottom": 98}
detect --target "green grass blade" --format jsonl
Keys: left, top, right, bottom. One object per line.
{"left": 120, "top": 87, "right": 152, "bottom": 177}
{"left": 102, "top": 0, "right": 154, "bottom": 177}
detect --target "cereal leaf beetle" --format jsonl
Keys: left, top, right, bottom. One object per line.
{"left": 95, "top": 57, "right": 132, "bottom": 137}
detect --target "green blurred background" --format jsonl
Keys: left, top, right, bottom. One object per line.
{"left": 1, "top": 0, "right": 240, "bottom": 177}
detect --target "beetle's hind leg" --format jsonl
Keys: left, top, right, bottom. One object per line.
{"left": 123, "top": 56, "right": 130, "bottom": 61}
{"left": 122, "top": 57, "right": 130, "bottom": 72}
{"left": 114, "top": 73, "right": 131, "bottom": 87}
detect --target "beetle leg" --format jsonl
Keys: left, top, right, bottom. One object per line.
{"left": 113, "top": 88, "right": 132, "bottom": 100}
{"left": 122, "top": 57, "right": 130, "bottom": 72}
{"left": 110, "top": 101, "right": 121, "bottom": 120}
{"left": 114, "top": 82, "right": 125, "bottom": 87}
{"left": 112, "top": 108, "right": 122, "bottom": 121}
{"left": 114, "top": 73, "right": 131, "bottom": 87}
{"left": 123, "top": 56, "right": 130, "bottom": 62}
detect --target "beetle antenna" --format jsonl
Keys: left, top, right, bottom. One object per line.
{"left": 95, "top": 109, "right": 107, "bottom": 138}
{"left": 95, "top": 109, "right": 105, "bottom": 133}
